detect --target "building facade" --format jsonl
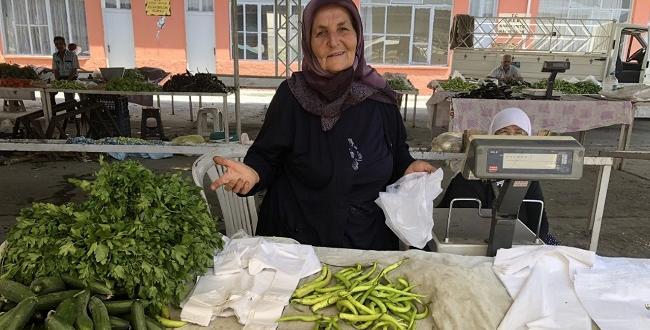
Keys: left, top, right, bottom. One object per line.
{"left": 1, "top": 0, "right": 648, "bottom": 93}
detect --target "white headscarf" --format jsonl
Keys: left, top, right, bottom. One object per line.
{"left": 489, "top": 107, "right": 532, "bottom": 135}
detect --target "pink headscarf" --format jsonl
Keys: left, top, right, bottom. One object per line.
{"left": 287, "top": 0, "right": 397, "bottom": 131}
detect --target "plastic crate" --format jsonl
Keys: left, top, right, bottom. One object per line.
{"left": 88, "top": 95, "right": 131, "bottom": 137}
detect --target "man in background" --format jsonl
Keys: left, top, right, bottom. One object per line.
{"left": 51, "top": 36, "right": 79, "bottom": 106}
{"left": 488, "top": 54, "right": 523, "bottom": 83}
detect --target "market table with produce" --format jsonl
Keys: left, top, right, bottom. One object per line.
{"left": 426, "top": 78, "right": 635, "bottom": 153}
{"left": 1, "top": 155, "right": 648, "bottom": 329}
{"left": 183, "top": 246, "right": 510, "bottom": 330}
{"left": 1, "top": 66, "right": 240, "bottom": 140}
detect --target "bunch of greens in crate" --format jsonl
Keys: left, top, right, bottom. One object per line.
{"left": 123, "top": 69, "right": 146, "bottom": 81}
{"left": 386, "top": 77, "right": 413, "bottom": 91}
{"left": 530, "top": 79, "right": 601, "bottom": 94}
{"left": 0, "top": 63, "right": 38, "bottom": 80}
{"left": 106, "top": 77, "right": 161, "bottom": 92}
{"left": 439, "top": 77, "right": 479, "bottom": 92}
{"left": 1, "top": 159, "right": 222, "bottom": 312}
{"left": 50, "top": 80, "right": 86, "bottom": 90}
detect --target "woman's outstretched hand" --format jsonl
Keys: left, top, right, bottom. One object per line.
{"left": 209, "top": 156, "right": 260, "bottom": 195}
{"left": 404, "top": 160, "right": 436, "bottom": 175}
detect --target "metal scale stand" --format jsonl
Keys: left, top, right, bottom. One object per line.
{"left": 522, "top": 61, "right": 571, "bottom": 100}
{"left": 429, "top": 135, "right": 585, "bottom": 256}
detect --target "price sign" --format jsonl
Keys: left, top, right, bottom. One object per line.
{"left": 146, "top": 0, "right": 171, "bottom": 16}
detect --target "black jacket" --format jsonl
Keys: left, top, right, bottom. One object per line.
{"left": 437, "top": 173, "right": 549, "bottom": 238}
{"left": 243, "top": 81, "right": 414, "bottom": 248}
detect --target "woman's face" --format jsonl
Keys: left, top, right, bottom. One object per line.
{"left": 310, "top": 5, "right": 357, "bottom": 74}
{"left": 495, "top": 125, "right": 528, "bottom": 136}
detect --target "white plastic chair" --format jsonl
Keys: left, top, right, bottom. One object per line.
{"left": 192, "top": 151, "right": 258, "bottom": 237}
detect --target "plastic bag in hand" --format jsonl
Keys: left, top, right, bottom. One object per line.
{"left": 375, "top": 170, "right": 444, "bottom": 248}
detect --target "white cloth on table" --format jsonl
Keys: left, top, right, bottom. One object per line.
{"left": 180, "top": 237, "right": 321, "bottom": 329}
{"left": 574, "top": 256, "right": 650, "bottom": 330}
{"left": 493, "top": 245, "right": 595, "bottom": 330}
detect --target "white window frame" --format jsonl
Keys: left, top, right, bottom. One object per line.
{"left": 362, "top": 2, "right": 452, "bottom": 66}
{"left": 187, "top": 0, "right": 214, "bottom": 12}
{"left": 469, "top": 0, "right": 498, "bottom": 17}
{"left": 234, "top": 1, "right": 278, "bottom": 61}
{"left": 103, "top": 0, "right": 132, "bottom": 10}
{"left": 0, "top": 0, "right": 90, "bottom": 56}
{"left": 537, "top": 0, "right": 631, "bottom": 23}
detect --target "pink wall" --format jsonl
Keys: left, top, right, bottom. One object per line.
{"left": 631, "top": 0, "right": 650, "bottom": 25}
{"left": 497, "top": 0, "right": 529, "bottom": 14}
{"left": 131, "top": 0, "right": 187, "bottom": 74}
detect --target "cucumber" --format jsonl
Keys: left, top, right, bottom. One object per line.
{"left": 145, "top": 316, "right": 163, "bottom": 330}
{"left": 54, "top": 298, "right": 77, "bottom": 325}
{"left": 3, "top": 296, "right": 38, "bottom": 330}
{"left": 0, "top": 279, "right": 37, "bottom": 302}
{"left": 104, "top": 300, "right": 134, "bottom": 315}
{"left": 59, "top": 274, "right": 85, "bottom": 290}
{"left": 88, "top": 296, "right": 110, "bottom": 330}
{"left": 30, "top": 277, "right": 66, "bottom": 294}
{"left": 130, "top": 300, "right": 147, "bottom": 330}
{"left": 45, "top": 311, "right": 75, "bottom": 330}
{"left": 60, "top": 275, "right": 113, "bottom": 297}
{"left": 74, "top": 290, "right": 93, "bottom": 330}
{"left": 109, "top": 316, "right": 131, "bottom": 330}
{"left": 88, "top": 281, "right": 113, "bottom": 297}
{"left": 1, "top": 301, "right": 17, "bottom": 311}
{"left": 35, "top": 290, "right": 80, "bottom": 311}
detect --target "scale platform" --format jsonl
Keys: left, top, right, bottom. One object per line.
{"left": 428, "top": 208, "right": 543, "bottom": 256}
{"left": 521, "top": 88, "right": 562, "bottom": 97}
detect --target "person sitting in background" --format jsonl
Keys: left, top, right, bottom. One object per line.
{"left": 437, "top": 107, "right": 558, "bottom": 245}
{"left": 488, "top": 54, "right": 523, "bottom": 83}
{"left": 51, "top": 36, "right": 79, "bottom": 106}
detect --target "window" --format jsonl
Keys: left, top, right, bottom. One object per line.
{"left": 188, "top": 0, "right": 213, "bottom": 12}
{"left": 105, "top": 0, "right": 131, "bottom": 9}
{"left": 235, "top": 2, "right": 272, "bottom": 60}
{"left": 1, "top": 0, "right": 90, "bottom": 56}
{"left": 538, "top": 0, "right": 631, "bottom": 22}
{"left": 469, "top": 0, "right": 498, "bottom": 17}
{"left": 234, "top": 1, "right": 308, "bottom": 61}
{"left": 538, "top": 0, "right": 631, "bottom": 52}
{"left": 361, "top": 0, "right": 452, "bottom": 65}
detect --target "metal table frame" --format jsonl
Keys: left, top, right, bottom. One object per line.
{"left": 395, "top": 89, "right": 419, "bottom": 128}
{"left": 37, "top": 88, "right": 235, "bottom": 142}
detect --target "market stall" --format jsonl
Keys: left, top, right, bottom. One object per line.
{"left": 427, "top": 92, "right": 635, "bottom": 153}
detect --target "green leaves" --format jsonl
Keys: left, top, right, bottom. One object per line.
{"left": 3, "top": 160, "right": 222, "bottom": 313}
{"left": 530, "top": 79, "right": 601, "bottom": 94}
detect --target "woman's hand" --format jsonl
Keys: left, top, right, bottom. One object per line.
{"left": 209, "top": 156, "right": 260, "bottom": 195}
{"left": 404, "top": 160, "right": 436, "bottom": 175}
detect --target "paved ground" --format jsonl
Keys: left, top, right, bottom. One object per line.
{"left": 1, "top": 91, "right": 650, "bottom": 257}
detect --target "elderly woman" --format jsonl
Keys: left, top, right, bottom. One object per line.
{"left": 437, "top": 108, "right": 558, "bottom": 245}
{"left": 210, "top": 0, "right": 434, "bottom": 250}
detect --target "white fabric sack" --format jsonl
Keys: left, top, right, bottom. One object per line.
{"left": 574, "top": 257, "right": 650, "bottom": 330}
{"left": 375, "top": 170, "right": 444, "bottom": 248}
{"left": 493, "top": 246, "right": 595, "bottom": 330}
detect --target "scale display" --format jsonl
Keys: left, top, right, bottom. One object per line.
{"left": 486, "top": 149, "right": 574, "bottom": 175}
{"left": 463, "top": 136, "right": 584, "bottom": 180}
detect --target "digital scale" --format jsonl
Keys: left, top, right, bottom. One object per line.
{"left": 429, "top": 136, "right": 585, "bottom": 256}
{"left": 522, "top": 61, "right": 571, "bottom": 100}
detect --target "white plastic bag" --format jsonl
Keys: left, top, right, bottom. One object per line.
{"left": 375, "top": 170, "right": 444, "bottom": 248}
